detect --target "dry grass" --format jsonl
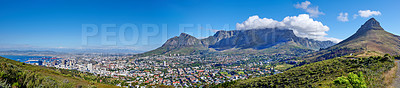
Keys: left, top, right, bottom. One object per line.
{"left": 383, "top": 61, "right": 397, "bottom": 88}
{"left": 274, "top": 64, "right": 294, "bottom": 71}
{"left": 354, "top": 51, "right": 383, "bottom": 58}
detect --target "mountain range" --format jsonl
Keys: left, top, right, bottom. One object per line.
{"left": 140, "top": 28, "right": 336, "bottom": 56}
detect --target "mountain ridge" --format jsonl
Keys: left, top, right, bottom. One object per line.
{"left": 139, "top": 28, "right": 336, "bottom": 56}
{"left": 292, "top": 18, "right": 400, "bottom": 66}
{"left": 327, "top": 18, "right": 400, "bottom": 56}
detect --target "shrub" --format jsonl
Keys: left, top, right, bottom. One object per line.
{"left": 334, "top": 72, "right": 367, "bottom": 88}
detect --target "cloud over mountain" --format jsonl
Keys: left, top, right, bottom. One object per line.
{"left": 236, "top": 15, "right": 284, "bottom": 30}
{"left": 357, "top": 10, "right": 381, "bottom": 18}
{"left": 236, "top": 14, "right": 341, "bottom": 43}
{"left": 337, "top": 12, "right": 349, "bottom": 22}
{"left": 294, "top": 1, "right": 324, "bottom": 17}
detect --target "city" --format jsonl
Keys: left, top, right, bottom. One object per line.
{"left": 19, "top": 53, "right": 286, "bottom": 87}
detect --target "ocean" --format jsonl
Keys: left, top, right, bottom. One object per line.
{"left": 0, "top": 55, "right": 60, "bottom": 63}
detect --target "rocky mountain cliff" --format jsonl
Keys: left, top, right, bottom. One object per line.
{"left": 205, "top": 29, "right": 334, "bottom": 50}
{"left": 140, "top": 28, "right": 336, "bottom": 56}
{"left": 161, "top": 33, "right": 206, "bottom": 48}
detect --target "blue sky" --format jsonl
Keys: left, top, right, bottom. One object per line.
{"left": 0, "top": 0, "right": 399, "bottom": 51}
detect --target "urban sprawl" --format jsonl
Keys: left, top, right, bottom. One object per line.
{"left": 26, "top": 54, "right": 286, "bottom": 87}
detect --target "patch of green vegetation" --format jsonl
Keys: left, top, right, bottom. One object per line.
{"left": 219, "top": 72, "right": 231, "bottom": 77}
{"left": 219, "top": 72, "right": 228, "bottom": 75}
{"left": 333, "top": 72, "right": 367, "bottom": 88}
{"left": 274, "top": 64, "right": 294, "bottom": 71}
{"left": 214, "top": 54, "right": 395, "bottom": 88}
{"left": 237, "top": 71, "right": 245, "bottom": 75}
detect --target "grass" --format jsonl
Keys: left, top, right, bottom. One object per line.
{"left": 384, "top": 60, "right": 398, "bottom": 88}
{"left": 353, "top": 51, "right": 383, "bottom": 58}
{"left": 238, "top": 71, "right": 245, "bottom": 75}
{"left": 219, "top": 72, "right": 232, "bottom": 77}
{"left": 275, "top": 64, "right": 294, "bottom": 71}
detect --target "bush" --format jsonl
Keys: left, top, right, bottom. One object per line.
{"left": 334, "top": 72, "right": 367, "bottom": 88}
{"left": 12, "top": 82, "right": 20, "bottom": 87}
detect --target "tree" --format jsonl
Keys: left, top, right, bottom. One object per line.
{"left": 334, "top": 72, "right": 366, "bottom": 88}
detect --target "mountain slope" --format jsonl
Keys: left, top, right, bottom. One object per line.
{"left": 332, "top": 18, "right": 400, "bottom": 55}
{"left": 0, "top": 57, "right": 118, "bottom": 88}
{"left": 139, "top": 33, "right": 209, "bottom": 56}
{"left": 300, "top": 18, "right": 400, "bottom": 63}
{"left": 139, "top": 28, "right": 335, "bottom": 56}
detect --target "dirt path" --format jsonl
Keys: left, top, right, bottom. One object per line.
{"left": 392, "top": 61, "right": 400, "bottom": 88}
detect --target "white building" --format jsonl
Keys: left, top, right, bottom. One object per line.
{"left": 87, "top": 63, "right": 93, "bottom": 71}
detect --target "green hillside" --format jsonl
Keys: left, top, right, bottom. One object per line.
{"left": 215, "top": 54, "right": 395, "bottom": 88}
{"left": 0, "top": 57, "right": 120, "bottom": 88}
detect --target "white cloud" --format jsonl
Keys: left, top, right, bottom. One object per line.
{"left": 198, "top": 37, "right": 209, "bottom": 39}
{"left": 236, "top": 14, "right": 341, "bottom": 43}
{"left": 236, "top": 15, "right": 284, "bottom": 30}
{"left": 353, "top": 14, "right": 358, "bottom": 19}
{"left": 294, "top": 1, "right": 324, "bottom": 17}
{"left": 294, "top": 1, "right": 311, "bottom": 9}
{"left": 337, "top": 12, "right": 349, "bottom": 22}
{"left": 358, "top": 10, "right": 381, "bottom": 18}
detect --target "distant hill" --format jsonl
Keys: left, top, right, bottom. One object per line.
{"left": 138, "top": 28, "right": 335, "bottom": 56}
{"left": 0, "top": 50, "right": 65, "bottom": 55}
{"left": 0, "top": 57, "right": 118, "bottom": 88}
{"left": 0, "top": 49, "right": 143, "bottom": 55}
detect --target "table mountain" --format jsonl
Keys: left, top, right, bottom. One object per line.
{"left": 140, "top": 28, "right": 335, "bottom": 56}
{"left": 205, "top": 29, "right": 334, "bottom": 51}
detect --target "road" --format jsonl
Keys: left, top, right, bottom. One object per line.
{"left": 392, "top": 61, "right": 400, "bottom": 88}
